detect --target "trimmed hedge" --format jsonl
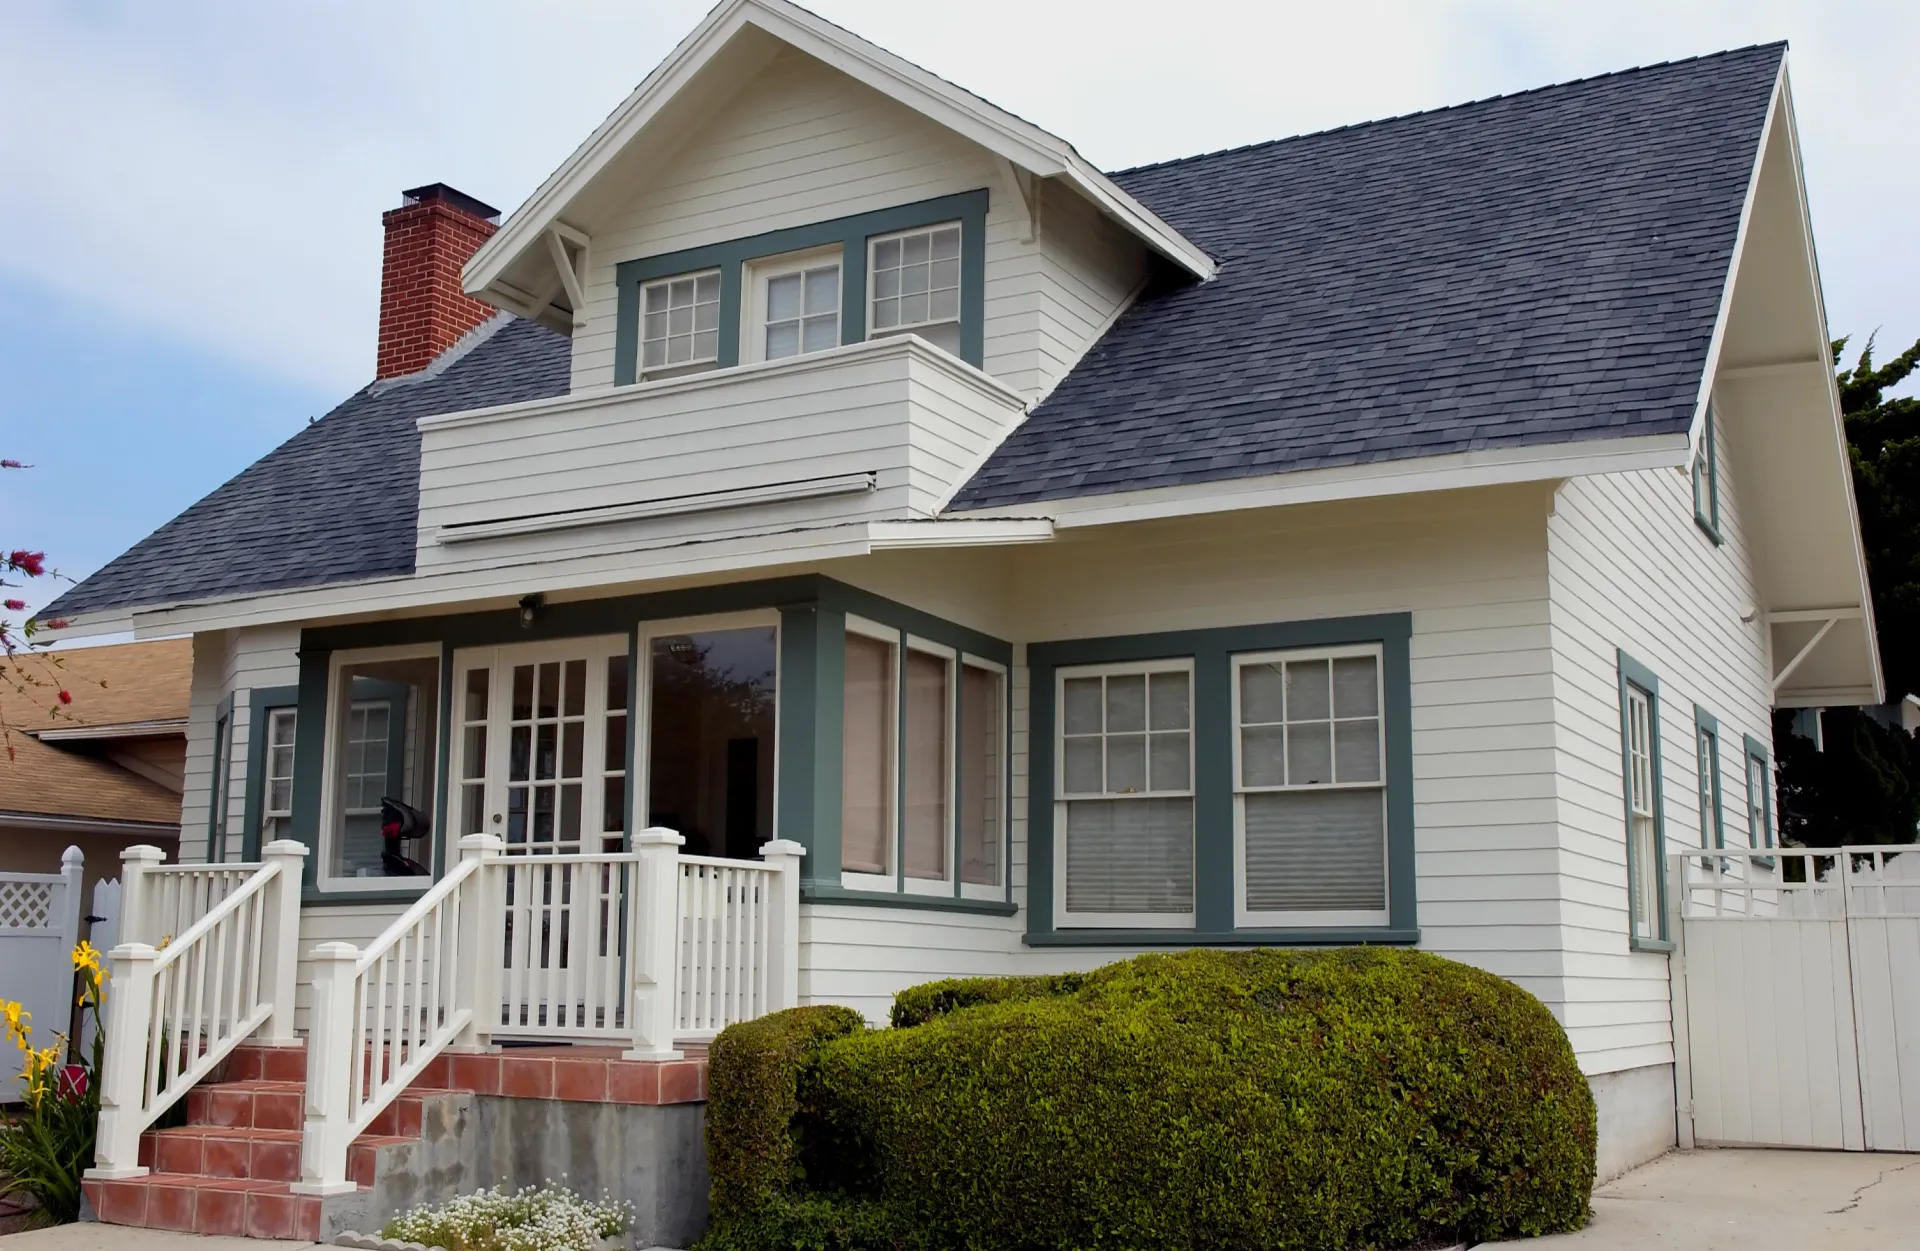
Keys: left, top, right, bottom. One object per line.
{"left": 703, "top": 949, "right": 1595, "bottom": 1250}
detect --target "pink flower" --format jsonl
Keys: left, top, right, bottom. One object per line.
{"left": 40, "top": 618, "right": 68, "bottom": 630}
{"left": 7, "top": 552, "right": 44, "bottom": 577}
{"left": 0, "top": 460, "right": 22, "bottom": 470}
{"left": 56, "top": 690, "right": 71, "bottom": 705}
{"left": 2, "top": 600, "right": 22, "bottom": 612}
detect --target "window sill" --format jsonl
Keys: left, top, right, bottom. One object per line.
{"left": 802, "top": 884, "right": 1017, "bottom": 917}
{"left": 1025, "top": 926, "right": 1420, "bottom": 949}
{"left": 1629, "top": 936, "right": 1675, "bottom": 954}
{"left": 1694, "top": 515, "right": 1724, "bottom": 546}
{"left": 303, "top": 884, "right": 435, "bottom": 907}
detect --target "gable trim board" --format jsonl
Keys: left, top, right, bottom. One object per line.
{"left": 609, "top": 189, "right": 990, "bottom": 379}
{"left": 463, "top": 0, "right": 1212, "bottom": 325}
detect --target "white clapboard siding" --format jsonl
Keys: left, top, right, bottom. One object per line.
{"left": 414, "top": 337, "right": 1026, "bottom": 574}
{"left": 1546, "top": 401, "right": 1773, "bottom": 1074}
{"left": 567, "top": 47, "right": 1139, "bottom": 404}
{"left": 178, "top": 628, "right": 301, "bottom": 864}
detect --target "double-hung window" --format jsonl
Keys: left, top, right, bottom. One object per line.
{"left": 748, "top": 247, "right": 841, "bottom": 363}
{"left": 1055, "top": 661, "right": 1194, "bottom": 927}
{"left": 868, "top": 223, "right": 962, "bottom": 356}
{"left": 260, "top": 708, "right": 297, "bottom": 845}
{"left": 1233, "top": 647, "right": 1388, "bottom": 927}
{"left": 1619, "top": 659, "right": 1666, "bottom": 945}
{"left": 1692, "top": 401, "right": 1721, "bottom": 543}
{"left": 1695, "top": 710, "right": 1723, "bottom": 849}
{"left": 638, "top": 270, "right": 721, "bottom": 379}
{"left": 1744, "top": 738, "right": 1774, "bottom": 849}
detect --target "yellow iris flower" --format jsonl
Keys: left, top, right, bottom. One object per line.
{"left": 72, "top": 941, "right": 101, "bottom": 976}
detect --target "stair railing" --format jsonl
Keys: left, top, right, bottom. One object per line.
{"left": 87, "top": 840, "right": 308, "bottom": 1179}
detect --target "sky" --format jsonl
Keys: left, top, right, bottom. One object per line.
{"left": 2, "top": 0, "right": 1916, "bottom": 630}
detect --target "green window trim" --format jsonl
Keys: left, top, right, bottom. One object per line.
{"left": 288, "top": 575, "right": 1013, "bottom": 910}
{"left": 612, "top": 189, "right": 989, "bottom": 384}
{"left": 239, "top": 685, "right": 300, "bottom": 863}
{"left": 206, "top": 693, "right": 235, "bottom": 863}
{"left": 1025, "top": 613, "right": 1418, "bottom": 946}
{"left": 1617, "top": 651, "right": 1672, "bottom": 952}
{"left": 1744, "top": 732, "right": 1776, "bottom": 854}
{"left": 1693, "top": 704, "right": 1725, "bottom": 850}
{"left": 1692, "top": 402, "right": 1722, "bottom": 545}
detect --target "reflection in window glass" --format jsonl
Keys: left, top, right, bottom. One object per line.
{"left": 647, "top": 628, "right": 777, "bottom": 860}
{"left": 327, "top": 655, "right": 440, "bottom": 882}
{"left": 841, "top": 632, "right": 896, "bottom": 875}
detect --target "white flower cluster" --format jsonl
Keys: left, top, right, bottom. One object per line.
{"left": 382, "top": 1181, "right": 634, "bottom": 1251}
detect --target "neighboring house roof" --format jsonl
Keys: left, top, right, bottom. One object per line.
{"left": 1, "top": 639, "right": 191, "bottom": 827}
{"left": 49, "top": 44, "right": 1781, "bottom": 622}
{"left": 951, "top": 43, "right": 1784, "bottom": 509}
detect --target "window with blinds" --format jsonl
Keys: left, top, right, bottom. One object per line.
{"left": 841, "top": 630, "right": 896, "bottom": 880}
{"left": 1624, "top": 684, "right": 1660, "bottom": 940}
{"left": 1232, "top": 647, "right": 1388, "bottom": 926}
{"left": 958, "top": 661, "right": 1005, "bottom": 896}
{"left": 1055, "top": 661, "right": 1195, "bottom": 926}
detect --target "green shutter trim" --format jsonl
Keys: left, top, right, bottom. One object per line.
{"left": 624, "top": 628, "right": 641, "bottom": 849}
{"left": 207, "top": 693, "right": 235, "bottom": 863}
{"left": 612, "top": 188, "right": 991, "bottom": 383}
{"left": 239, "top": 685, "right": 300, "bottom": 863}
{"left": 1617, "top": 650, "right": 1672, "bottom": 951}
{"left": 1025, "top": 613, "right": 1418, "bottom": 946}
{"left": 777, "top": 605, "right": 846, "bottom": 893}
{"left": 1693, "top": 704, "right": 1725, "bottom": 850}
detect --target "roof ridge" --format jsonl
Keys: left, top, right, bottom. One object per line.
{"left": 1109, "top": 40, "right": 1787, "bottom": 178}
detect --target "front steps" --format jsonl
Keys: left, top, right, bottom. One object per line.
{"left": 83, "top": 1042, "right": 711, "bottom": 1240}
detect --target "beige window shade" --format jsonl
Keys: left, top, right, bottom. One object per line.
{"left": 842, "top": 632, "right": 896, "bottom": 874}
{"left": 904, "top": 649, "right": 951, "bottom": 880}
{"left": 960, "top": 664, "right": 1002, "bottom": 887}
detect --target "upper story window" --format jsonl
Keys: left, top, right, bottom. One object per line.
{"left": 1692, "top": 402, "right": 1722, "bottom": 544}
{"left": 869, "top": 224, "right": 961, "bottom": 356}
{"left": 748, "top": 247, "right": 841, "bottom": 363}
{"left": 639, "top": 270, "right": 720, "bottom": 379}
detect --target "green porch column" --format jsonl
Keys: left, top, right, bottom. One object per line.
{"left": 777, "top": 604, "right": 845, "bottom": 893}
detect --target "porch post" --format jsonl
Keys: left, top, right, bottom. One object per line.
{"left": 256, "top": 839, "right": 310, "bottom": 1045}
{"left": 85, "top": 943, "right": 158, "bottom": 1179}
{"left": 624, "top": 827, "right": 684, "bottom": 1061}
{"left": 449, "top": 834, "right": 505, "bottom": 1051}
{"left": 293, "top": 942, "right": 361, "bottom": 1195}
{"left": 759, "top": 839, "right": 806, "bottom": 1012}
{"left": 117, "top": 844, "right": 165, "bottom": 950}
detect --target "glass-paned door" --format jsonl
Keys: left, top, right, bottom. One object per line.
{"left": 448, "top": 637, "right": 631, "bottom": 1038}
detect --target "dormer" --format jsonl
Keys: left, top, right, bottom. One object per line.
{"left": 460, "top": 0, "right": 1212, "bottom": 404}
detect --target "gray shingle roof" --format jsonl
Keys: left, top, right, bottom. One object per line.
{"left": 47, "top": 317, "right": 569, "bottom": 619}
{"left": 950, "top": 42, "right": 1784, "bottom": 509}
{"left": 54, "top": 43, "right": 1783, "bottom": 619}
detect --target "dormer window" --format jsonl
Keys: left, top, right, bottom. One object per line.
{"left": 639, "top": 270, "right": 721, "bottom": 379}
{"left": 748, "top": 247, "right": 842, "bottom": 362}
{"left": 869, "top": 224, "right": 961, "bottom": 356}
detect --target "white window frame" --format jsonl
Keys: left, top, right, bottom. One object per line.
{"left": 316, "top": 643, "right": 443, "bottom": 894}
{"left": 1230, "top": 644, "right": 1390, "bottom": 929}
{"left": 1625, "top": 684, "right": 1660, "bottom": 941}
{"left": 1696, "top": 725, "right": 1721, "bottom": 849}
{"left": 841, "top": 614, "right": 902, "bottom": 892}
{"left": 260, "top": 707, "right": 297, "bottom": 845}
{"left": 742, "top": 245, "right": 843, "bottom": 365}
{"left": 958, "top": 654, "right": 1009, "bottom": 902}
{"left": 1744, "top": 748, "right": 1772, "bottom": 850}
{"left": 637, "top": 268, "right": 722, "bottom": 380}
{"left": 866, "top": 221, "right": 963, "bottom": 353}
{"left": 1052, "top": 657, "right": 1197, "bottom": 929}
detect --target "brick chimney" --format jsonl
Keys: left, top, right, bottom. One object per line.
{"left": 376, "top": 184, "right": 502, "bottom": 379}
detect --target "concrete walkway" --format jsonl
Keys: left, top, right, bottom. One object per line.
{"left": 1501, "top": 1147, "right": 1920, "bottom": 1249}
{"left": 0, "top": 1228, "right": 309, "bottom": 1251}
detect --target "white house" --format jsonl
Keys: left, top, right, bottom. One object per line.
{"left": 54, "top": 0, "right": 1878, "bottom": 1222}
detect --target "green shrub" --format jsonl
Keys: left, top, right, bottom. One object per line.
{"left": 887, "top": 971, "right": 1085, "bottom": 1029}
{"left": 705, "top": 1004, "right": 867, "bottom": 1225}
{"left": 706, "top": 949, "right": 1595, "bottom": 1251}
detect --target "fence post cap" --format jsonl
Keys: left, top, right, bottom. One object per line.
{"left": 107, "top": 942, "right": 159, "bottom": 962}
{"left": 458, "top": 833, "right": 507, "bottom": 854}
{"left": 120, "top": 845, "right": 167, "bottom": 865}
{"left": 758, "top": 839, "right": 808, "bottom": 859}
{"left": 634, "top": 827, "right": 685, "bottom": 847}
{"left": 60, "top": 844, "right": 84, "bottom": 868}
{"left": 311, "top": 941, "right": 361, "bottom": 962}
{"left": 260, "top": 839, "right": 310, "bottom": 859}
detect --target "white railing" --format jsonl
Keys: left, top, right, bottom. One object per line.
{"left": 677, "top": 855, "right": 785, "bottom": 1039}
{"left": 120, "top": 847, "right": 258, "bottom": 949}
{"left": 294, "top": 830, "right": 804, "bottom": 1192}
{"left": 294, "top": 835, "right": 488, "bottom": 1195}
{"left": 88, "top": 841, "right": 307, "bottom": 1180}
{"left": 1672, "top": 845, "right": 1920, "bottom": 921}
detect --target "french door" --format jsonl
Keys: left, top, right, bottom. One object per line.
{"left": 448, "top": 637, "right": 632, "bottom": 1038}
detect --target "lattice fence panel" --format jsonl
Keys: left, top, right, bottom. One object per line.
{"left": 0, "top": 881, "right": 56, "bottom": 931}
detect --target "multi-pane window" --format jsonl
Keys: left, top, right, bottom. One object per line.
{"left": 260, "top": 708, "right": 297, "bottom": 845}
{"left": 869, "top": 224, "right": 961, "bottom": 356}
{"left": 1745, "top": 747, "right": 1773, "bottom": 849}
{"left": 1624, "top": 683, "right": 1661, "bottom": 941}
{"left": 759, "top": 256, "right": 841, "bottom": 361}
{"left": 1696, "top": 723, "right": 1722, "bottom": 848}
{"left": 1056, "top": 662, "right": 1194, "bottom": 926}
{"left": 323, "top": 650, "right": 440, "bottom": 888}
{"left": 639, "top": 271, "right": 720, "bottom": 378}
{"left": 343, "top": 703, "right": 392, "bottom": 814}
{"left": 1692, "top": 402, "right": 1720, "bottom": 541}
{"left": 1232, "top": 647, "right": 1388, "bottom": 925}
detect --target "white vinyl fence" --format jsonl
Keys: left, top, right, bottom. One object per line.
{"left": 1672, "top": 846, "right": 1920, "bottom": 1153}
{"left": 0, "top": 847, "right": 85, "bottom": 1100}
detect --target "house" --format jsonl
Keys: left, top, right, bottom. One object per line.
{"left": 0, "top": 638, "right": 190, "bottom": 895}
{"left": 52, "top": 0, "right": 1879, "bottom": 1232}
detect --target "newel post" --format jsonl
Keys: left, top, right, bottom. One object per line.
{"left": 117, "top": 844, "right": 166, "bottom": 950}
{"left": 292, "top": 942, "right": 361, "bottom": 1195}
{"left": 758, "top": 839, "right": 806, "bottom": 1012}
{"left": 625, "top": 827, "right": 684, "bottom": 1061}
{"left": 450, "top": 833, "right": 505, "bottom": 1052}
{"left": 256, "top": 839, "right": 309, "bottom": 1045}
{"left": 85, "top": 943, "right": 158, "bottom": 1179}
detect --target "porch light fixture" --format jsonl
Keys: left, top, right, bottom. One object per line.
{"left": 518, "top": 593, "right": 544, "bottom": 628}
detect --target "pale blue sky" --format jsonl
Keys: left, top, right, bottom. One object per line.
{"left": 4, "top": 0, "right": 1916, "bottom": 624}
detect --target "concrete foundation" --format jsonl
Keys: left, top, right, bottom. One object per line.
{"left": 1589, "top": 1063, "right": 1677, "bottom": 1182}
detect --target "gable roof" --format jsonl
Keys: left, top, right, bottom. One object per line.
{"left": 49, "top": 44, "right": 1785, "bottom": 627}
{"left": 466, "top": 0, "right": 1212, "bottom": 322}
{"left": 951, "top": 42, "right": 1785, "bottom": 510}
